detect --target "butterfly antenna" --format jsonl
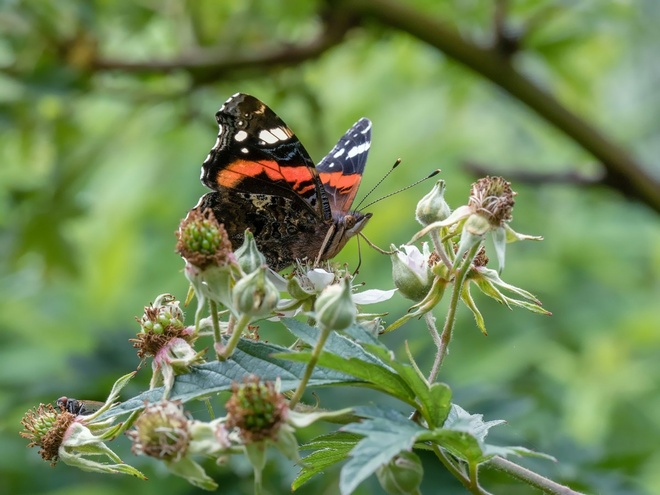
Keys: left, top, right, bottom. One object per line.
{"left": 354, "top": 159, "right": 402, "bottom": 210}
{"left": 359, "top": 169, "right": 441, "bottom": 211}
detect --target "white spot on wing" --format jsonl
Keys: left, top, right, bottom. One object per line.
{"left": 214, "top": 137, "right": 221, "bottom": 148}
{"left": 272, "top": 127, "right": 290, "bottom": 141}
{"left": 259, "top": 129, "right": 280, "bottom": 144}
{"left": 240, "top": 147, "right": 249, "bottom": 154}
{"left": 360, "top": 120, "right": 372, "bottom": 134}
{"left": 347, "top": 142, "right": 370, "bottom": 158}
{"left": 235, "top": 130, "right": 248, "bottom": 142}
{"left": 333, "top": 148, "right": 345, "bottom": 158}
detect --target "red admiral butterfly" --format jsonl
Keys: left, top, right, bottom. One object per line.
{"left": 198, "top": 93, "right": 372, "bottom": 271}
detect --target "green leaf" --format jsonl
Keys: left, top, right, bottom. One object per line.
{"left": 293, "top": 432, "right": 362, "bottom": 490}
{"left": 339, "top": 406, "right": 427, "bottom": 495}
{"left": 282, "top": 318, "right": 391, "bottom": 366}
{"left": 428, "top": 404, "right": 556, "bottom": 465}
{"left": 443, "top": 404, "right": 506, "bottom": 444}
{"left": 363, "top": 343, "right": 452, "bottom": 427}
{"left": 277, "top": 351, "right": 416, "bottom": 406}
{"left": 278, "top": 319, "right": 416, "bottom": 405}
{"left": 100, "top": 338, "right": 359, "bottom": 419}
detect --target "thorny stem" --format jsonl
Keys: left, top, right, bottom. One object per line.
{"left": 428, "top": 242, "right": 481, "bottom": 382}
{"left": 217, "top": 314, "right": 251, "bottom": 360}
{"left": 288, "top": 325, "right": 332, "bottom": 408}
{"left": 488, "top": 457, "right": 586, "bottom": 495}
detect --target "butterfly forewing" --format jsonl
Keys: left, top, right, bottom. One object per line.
{"left": 201, "top": 93, "right": 327, "bottom": 217}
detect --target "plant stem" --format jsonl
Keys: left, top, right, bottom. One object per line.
{"left": 488, "top": 456, "right": 586, "bottom": 495}
{"left": 428, "top": 242, "right": 481, "bottom": 382}
{"left": 288, "top": 325, "right": 332, "bottom": 408}
{"left": 430, "top": 229, "right": 453, "bottom": 270}
{"left": 432, "top": 446, "right": 492, "bottom": 495}
{"left": 209, "top": 300, "right": 222, "bottom": 349}
{"left": 217, "top": 314, "right": 250, "bottom": 360}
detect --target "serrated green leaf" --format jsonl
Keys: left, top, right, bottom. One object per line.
{"left": 339, "top": 406, "right": 427, "bottom": 495}
{"left": 282, "top": 318, "right": 391, "bottom": 367}
{"left": 363, "top": 343, "right": 452, "bottom": 428}
{"left": 99, "top": 339, "right": 359, "bottom": 419}
{"left": 277, "top": 351, "right": 416, "bottom": 406}
{"left": 444, "top": 404, "right": 506, "bottom": 443}
{"left": 425, "top": 382, "right": 452, "bottom": 427}
{"left": 293, "top": 432, "right": 361, "bottom": 490}
{"left": 483, "top": 445, "right": 557, "bottom": 462}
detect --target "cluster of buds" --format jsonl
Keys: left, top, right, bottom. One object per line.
{"left": 388, "top": 177, "right": 549, "bottom": 334}
{"left": 121, "top": 376, "right": 349, "bottom": 489}
{"left": 131, "top": 294, "right": 205, "bottom": 391}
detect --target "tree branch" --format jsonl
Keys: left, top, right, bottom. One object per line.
{"left": 92, "top": 9, "right": 358, "bottom": 86}
{"left": 343, "top": 0, "right": 660, "bottom": 214}
{"left": 463, "top": 161, "right": 605, "bottom": 186}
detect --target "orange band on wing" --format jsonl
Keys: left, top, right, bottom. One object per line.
{"left": 216, "top": 159, "right": 317, "bottom": 195}
{"left": 319, "top": 171, "right": 361, "bottom": 192}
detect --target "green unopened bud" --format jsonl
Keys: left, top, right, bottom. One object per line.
{"left": 234, "top": 230, "right": 266, "bottom": 274}
{"left": 20, "top": 404, "right": 70, "bottom": 465}
{"left": 127, "top": 400, "right": 191, "bottom": 462}
{"left": 416, "top": 179, "right": 450, "bottom": 226}
{"left": 314, "top": 278, "right": 356, "bottom": 331}
{"left": 376, "top": 450, "right": 424, "bottom": 495}
{"left": 176, "top": 206, "right": 235, "bottom": 270}
{"left": 233, "top": 265, "right": 280, "bottom": 318}
{"left": 137, "top": 294, "right": 185, "bottom": 334}
{"left": 391, "top": 244, "right": 433, "bottom": 302}
{"left": 286, "top": 275, "right": 315, "bottom": 301}
{"left": 225, "top": 376, "right": 288, "bottom": 444}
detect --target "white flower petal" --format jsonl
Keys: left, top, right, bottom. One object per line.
{"left": 352, "top": 288, "right": 397, "bottom": 304}
{"left": 307, "top": 268, "right": 335, "bottom": 291}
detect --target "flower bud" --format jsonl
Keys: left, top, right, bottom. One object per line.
{"left": 137, "top": 294, "right": 185, "bottom": 334}
{"left": 391, "top": 244, "right": 433, "bottom": 302}
{"left": 314, "top": 278, "right": 356, "bottom": 331}
{"left": 416, "top": 179, "right": 451, "bottom": 226}
{"left": 234, "top": 230, "right": 266, "bottom": 274}
{"left": 225, "top": 376, "right": 288, "bottom": 443}
{"left": 176, "top": 206, "right": 235, "bottom": 270}
{"left": 233, "top": 265, "right": 280, "bottom": 318}
{"left": 20, "top": 404, "right": 71, "bottom": 465}
{"left": 127, "top": 400, "right": 191, "bottom": 462}
{"left": 376, "top": 451, "right": 424, "bottom": 495}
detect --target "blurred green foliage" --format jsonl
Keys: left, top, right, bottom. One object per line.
{"left": 2, "top": 1, "right": 659, "bottom": 494}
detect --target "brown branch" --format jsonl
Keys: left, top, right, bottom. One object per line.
{"left": 92, "top": 9, "right": 358, "bottom": 86}
{"left": 463, "top": 161, "right": 605, "bottom": 186}
{"left": 342, "top": 0, "right": 660, "bottom": 214}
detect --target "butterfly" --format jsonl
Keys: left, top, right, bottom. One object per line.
{"left": 197, "top": 93, "right": 372, "bottom": 271}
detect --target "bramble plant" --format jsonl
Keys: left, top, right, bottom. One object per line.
{"left": 22, "top": 176, "right": 586, "bottom": 495}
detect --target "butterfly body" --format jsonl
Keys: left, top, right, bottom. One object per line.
{"left": 199, "top": 93, "right": 372, "bottom": 271}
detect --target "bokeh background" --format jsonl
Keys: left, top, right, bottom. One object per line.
{"left": 2, "top": 1, "right": 659, "bottom": 494}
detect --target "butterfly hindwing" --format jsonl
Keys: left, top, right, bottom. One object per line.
{"left": 317, "top": 118, "right": 372, "bottom": 216}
